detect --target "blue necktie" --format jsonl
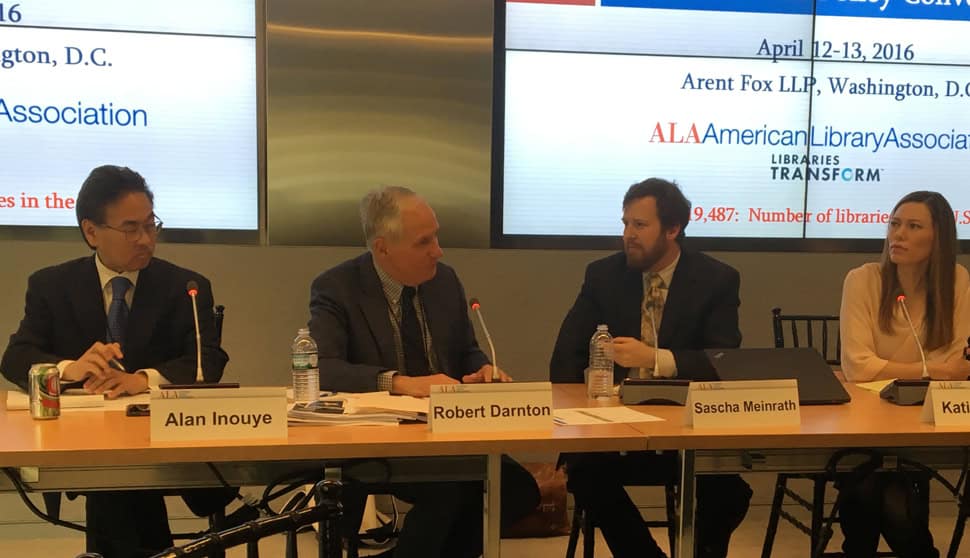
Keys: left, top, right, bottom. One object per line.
{"left": 107, "top": 276, "right": 131, "bottom": 348}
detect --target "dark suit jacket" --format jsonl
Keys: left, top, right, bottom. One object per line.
{"left": 1, "top": 256, "right": 228, "bottom": 389}
{"left": 308, "top": 252, "right": 489, "bottom": 393}
{"left": 550, "top": 249, "right": 741, "bottom": 383}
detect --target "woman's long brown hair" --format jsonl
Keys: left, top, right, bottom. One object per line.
{"left": 878, "top": 191, "right": 957, "bottom": 350}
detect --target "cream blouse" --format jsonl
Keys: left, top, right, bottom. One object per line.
{"left": 840, "top": 262, "right": 970, "bottom": 382}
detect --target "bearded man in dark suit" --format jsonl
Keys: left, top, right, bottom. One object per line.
{"left": 551, "top": 178, "right": 752, "bottom": 558}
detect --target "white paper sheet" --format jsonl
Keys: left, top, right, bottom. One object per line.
{"left": 554, "top": 406, "right": 664, "bottom": 426}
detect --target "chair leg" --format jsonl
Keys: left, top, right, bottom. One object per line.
{"left": 565, "top": 504, "right": 583, "bottom": 558}
{"left": 947, "top": 485, "right": 970, "bottom": 558}
{"left": 208, "top": 510, "right": 227, "bottom": 558}
{"left": 810, "top": 477, "right": 826, "bottom": 557}
{"left": 41, "top": 492, "right": 62, "bottom": 521}
{"left": 761, "top": 475, "right": 788, "bottom": 558}
{"left": 285, "top": 528, "right": 299, "bottom": 558}
{"left": 582, "top": 507, "right": 596, "bottom": 558}
{"left": 665, "top": 483, "right": 678, "bottom": 558}
{"left": 947, "top": 509, "right": 967, "bottom": 558}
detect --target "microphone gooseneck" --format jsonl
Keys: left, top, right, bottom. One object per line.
{"left": 469, "top": 298, "right": 499, "bottom": 382}
{"left": 186, "top": 280, "right": 204, "bottom": 383}
{"left": 897, "top": 294, "right": 928, "bottom": 379}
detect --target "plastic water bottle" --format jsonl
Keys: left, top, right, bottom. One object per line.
{"left": 587, "top": 324, "right": 614, "bottom": 399}
{"left": 291, "top": 328, "right": 320, "bottom": 404}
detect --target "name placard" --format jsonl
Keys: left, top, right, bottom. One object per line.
{"left": 686, "top": 379, "right": 800, "bottom": 428}
{"left": 150, "top": 386, "right": 288, "bottom": 442}
{"left": 429, "top": 382, "right": 553, "bottom": 433}
{"left": 921, "top": 381, "right": 970, "bottom": 425}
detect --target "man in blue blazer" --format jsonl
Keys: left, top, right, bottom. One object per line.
{"left": 551, "top": 178, "right": 752, "bottom": 558}
{"left": 308, "top": 186, "right": 538, "bottom": 558}
{"left": 1, "top": 165, "right": 229, "bottom": 558}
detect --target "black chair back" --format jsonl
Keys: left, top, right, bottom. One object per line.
{"left": 771, "top": 307, "right": 841, "bottom": 365}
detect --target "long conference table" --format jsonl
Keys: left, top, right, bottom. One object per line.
{"left": 1, "top": 384, "right": 969, "bottom": 558}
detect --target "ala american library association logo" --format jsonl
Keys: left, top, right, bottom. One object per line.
{"left": 649, "top": 121, "right": 882, "bottom": 183}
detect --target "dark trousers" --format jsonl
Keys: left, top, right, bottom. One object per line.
{"left": 564, "top": 451, "right": 752, "bottom": 558}
{"left": 85, "top": 492, "right": 173, "bottom": 558}
{"left": 838, "top": 472, "right": 938, "bottom": 558}
{"left": 85, "top": 488, "right": 236, "bottom": 558}
{"left": 341, "top": 456, "right": 540, "bottom": 558}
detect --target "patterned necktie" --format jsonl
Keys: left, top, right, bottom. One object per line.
{"left": 638, "top": 272, "right": 665, "bottom": 379}
{"left": 107, "top": 276, "right": 132, "bottom": 348}
{"left": 400, "top": 286, "right": 430, "bottom": 376}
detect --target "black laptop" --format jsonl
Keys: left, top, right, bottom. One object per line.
{"left": 705, "top": 347, "right": 851, "bottom": 405}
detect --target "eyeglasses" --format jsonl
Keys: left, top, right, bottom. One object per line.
{"left": 100, "top": 216, "right": 164, "bottom": 241}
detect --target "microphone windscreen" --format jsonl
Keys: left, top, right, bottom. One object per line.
{"left": 186, "top": 280, "right": 199, "bottom": 295}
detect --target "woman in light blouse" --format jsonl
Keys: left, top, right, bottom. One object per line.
{"left": 841, "top": 192, "right": 970, "bottom": 382}
{"left": 838, "top": 190, "right": 970, "bottom": 557}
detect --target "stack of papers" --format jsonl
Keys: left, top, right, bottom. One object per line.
{"left": 6, "top": 390, "right": 150, "bottom": 411}
{"left": 288, "top": 403, "right": 402, "bottom": 426}
{"left": 338, "top": 392, "right": 428, "bottom": 418}
{"left": 554, "top": 406, "right": 665, "bottom": 426}
{"left": 287, "top": 392, "right": 429, "bottom": 425}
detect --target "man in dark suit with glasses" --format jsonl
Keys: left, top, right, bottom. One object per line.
{"left": 1, "top": 164, "right": 229, "bottom": 558}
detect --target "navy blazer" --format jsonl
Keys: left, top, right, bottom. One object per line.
{"left": 550, "top": 249, "right": 742, "bottom": 383}
{"left": 1, "top": 256, "right": 228, "bottom": 389}
{"left": 308, "top": 252, "right": 489, "bottom": 393}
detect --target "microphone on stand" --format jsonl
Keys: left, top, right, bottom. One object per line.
{"left": 469, "top": 298, "right": 499, "bottom": 382}
{"left": 897, "top": 294, "right": 928, "bottom": 379}
{"left": 159, "top": 281, "right": 238, "bottom": 389}
{"left": 879, "top": 295, "right": 931, "bottom": 405}
{"left": 187, "top": 280, "right": 204, "bottom": 383}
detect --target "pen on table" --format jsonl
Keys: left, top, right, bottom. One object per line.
{"left": 576, "top": 409, "right": 612, "bottom": 423}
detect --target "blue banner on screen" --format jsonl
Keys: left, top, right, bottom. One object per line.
{"left": 501, "top": 0, "right": 970, "bottom": 241}
{"left": 0, "top": 1, "right": 257, "bottom": 230}
{"left": 817, "top": 0, "right": 970, "bottom": 22}
{"left": 600, "top": 0, "right": 812, "bottom": 16}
